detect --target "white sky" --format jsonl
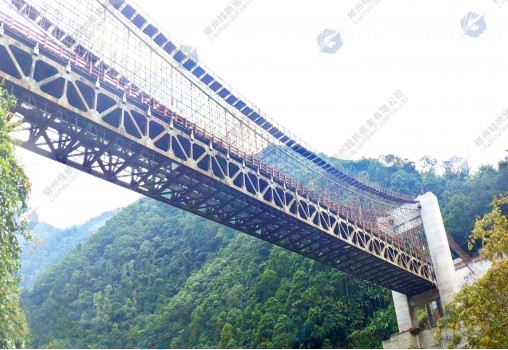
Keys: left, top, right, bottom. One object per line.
{"left": 15, "top": 0, "right": 508, "bottom": 228}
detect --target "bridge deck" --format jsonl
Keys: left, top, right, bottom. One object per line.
{"left": 0, "top": 16, "right": 435, "bottom": 296}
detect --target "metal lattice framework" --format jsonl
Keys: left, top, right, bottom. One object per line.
{"left": 0, "top": 0, "right": 436, "bottom": 295}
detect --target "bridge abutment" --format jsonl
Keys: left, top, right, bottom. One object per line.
{"left": 384, "top": 192, "right": 460, "bottom": 348}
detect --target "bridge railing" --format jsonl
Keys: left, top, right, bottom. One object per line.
{"left": 4, "top": 0, "right": 417, "bottom": 205}
{"left": 0, "top": 8, "right": 429, "bottom": 263}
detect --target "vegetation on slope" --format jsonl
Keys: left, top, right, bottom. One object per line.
{"left": 21, "top": 153, "right": 508, "bottom": 348}
{"left": 20, "top": 211, "right": 116, "bottom": 289}
{"left": 22, "top": 199, "right": 235, "bottom": 348}
{"left": 133, "top": 235, "right": 396, "bottom": 348}
{"left": 22, "top": 197, "right": 396, "bottom": 348}
{"left": 0, "top": 87, "right": 31, "bottom": 347}
{"left": 437, "top": 194, "right": 508, "bottom": 348}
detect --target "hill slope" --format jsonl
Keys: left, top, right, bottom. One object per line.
{"left": 20, "top": 211, "right": 116, "bottom": 289}
{"left": 22, "top": 155, "right": 508, "bottom": 348}
{"left": 22, "top": 197, "right": 394, "bottom": 348}
{"left": 22, "top": 198, "right": 237, "bottom": 348}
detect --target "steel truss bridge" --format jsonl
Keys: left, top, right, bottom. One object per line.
{"left": 0, "top": 0, "right": 436, "bottom": 296}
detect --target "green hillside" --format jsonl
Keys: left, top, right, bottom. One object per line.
{"left": 21, "top": 154, "right": 508, "bottom": 348}
{"left": 20, "top": 211, "right": 116, "bottom": 289}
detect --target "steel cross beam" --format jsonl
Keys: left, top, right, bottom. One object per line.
{"left": 0, "top": 22, "right": 436, "bottom": 296}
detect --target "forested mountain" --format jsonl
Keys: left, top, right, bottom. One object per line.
{"left": 22, "top": 198, "right": 395, "bottom": 348}
{"left": 22, "top": 199, "right": 237, "bottom": 348}
{"left": 20, "top": 211, "right": 116, "bottom": 289}
{"left": 21, "top": 154, "right": 508, "bottom": 348}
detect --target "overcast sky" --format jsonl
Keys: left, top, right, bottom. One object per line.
{"left": 14, "top": 0, "right": 508, "bottom": 228}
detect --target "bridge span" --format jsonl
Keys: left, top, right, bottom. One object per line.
{"left": 0, "top": 0, "right": 437, "bottom": 297}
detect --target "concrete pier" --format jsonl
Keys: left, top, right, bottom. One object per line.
{"left": 384, "top": 192, "right": 461, "bottom": 348}
{"left": 391, "top": 291, "right": 417, "bottom": 332}
{"left": 417, "top": 192, "right": 459, "bottom": 305}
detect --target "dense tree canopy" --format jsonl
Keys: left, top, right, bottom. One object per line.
{"left": 22, "top": 199, "right": 396, "bottom": 348}
{"left": 0, "top": 86, "right": 31, "bottom": 348}
{"left": 436, "top": 194, "right": 508, "bottom": 348}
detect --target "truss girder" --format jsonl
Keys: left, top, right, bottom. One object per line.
{"left": 0, "top": 27, "right": 435, "bottom": 296}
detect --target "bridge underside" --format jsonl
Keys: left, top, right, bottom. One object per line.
{"left": 0, "top": 23, "right": 435, "bottom": 296}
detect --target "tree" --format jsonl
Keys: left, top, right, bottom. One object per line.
{"left": 436, "top": 194, "right": 508, "bottom": 348}
{"left": 420, "top": 155, "right": 438, "bottom": 174}
{"left": 348, "top": 305, "right": 398, "bottom": 348}
{"left": 218, "top": 322, "right": 236, "bottom": 348}
{"left": 0, "top": 85, "right": 31, "bottom": 348}
{"left": 470, "top": 194, "right": 508, "bottom": 260}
